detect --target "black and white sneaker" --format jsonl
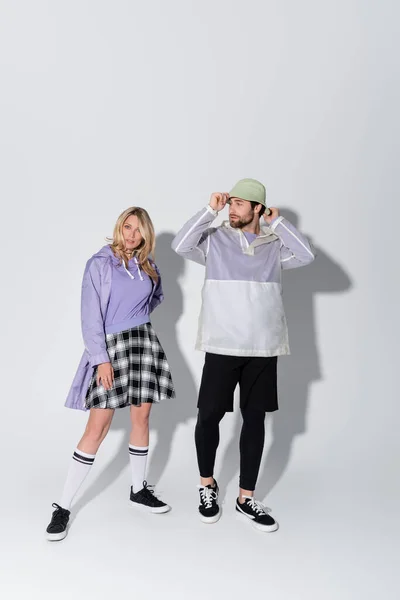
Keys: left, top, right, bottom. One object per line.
{"left": 197, "top": 480, "right": 221, "bottom": 524}
{"left": 130, "top": 481, "right": 171, "bottom": 513}
{"left": 46, "top": 503, "right": 70, "bottom": 541}
{"left": 236, "top": 496, "right": 279, "bottom": 532}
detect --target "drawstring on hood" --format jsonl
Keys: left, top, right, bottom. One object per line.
{"left": 122, "top": 261, "right": 135, "bottom": 280}
{"left": 122, "top": 256, "right": 144, "bottom": 280}
{"left": 135, "top": 257, "right": 144, "bottom": 281}
{"left": 94, "top": 245, "right": 145, "bottom": 281}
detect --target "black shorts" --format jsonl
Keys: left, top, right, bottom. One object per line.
{"left": 197, "top": 353, "right": 278, "bottom": 415}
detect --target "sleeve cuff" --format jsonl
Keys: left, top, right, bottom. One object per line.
{"left": 89, "top": 352, "right": 110, "bottom": 368}
{"left": 206, "top": 205, "right": 218, "bottom": 217}
{"left": 269, "top": 216, "right": 284, "bottom": 231}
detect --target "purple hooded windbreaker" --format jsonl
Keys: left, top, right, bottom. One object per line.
{"left": 64, "top": 245, "right": 163, "bottom": 411}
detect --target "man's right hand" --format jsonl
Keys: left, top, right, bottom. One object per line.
{"left": 96, "top": 362, "right": 114, "bottom": 390}
{"left": 209, "top": 192, "right": 229, "bottom": 213}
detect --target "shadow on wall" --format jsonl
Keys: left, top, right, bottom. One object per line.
{"left": 72, "top": 232, "right": 197, "bottom": 515}
{"left": 146, "top": 232, "right": 199, "bottom": 482}
{"left": 217, "top": 209, "right": 353, "bottom": 503}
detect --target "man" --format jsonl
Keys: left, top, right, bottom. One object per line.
{"left": 172, "top": 178, "right": 315, "bottom": 532}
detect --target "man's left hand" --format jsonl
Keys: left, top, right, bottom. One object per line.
{"left": 263, "top": 207, "right": 280, "bottom": 224}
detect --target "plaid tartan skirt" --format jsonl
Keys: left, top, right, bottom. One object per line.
{"left": 85, "top": 323, "right": 175, "bottom": 409}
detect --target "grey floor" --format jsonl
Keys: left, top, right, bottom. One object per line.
{"left": 2, "top": 415, "right": 398, "bottom": 600}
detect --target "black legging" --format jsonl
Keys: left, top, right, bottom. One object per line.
{"left": 195, "top": 407, "right": 266, "bottom": 491}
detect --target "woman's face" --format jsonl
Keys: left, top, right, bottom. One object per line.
{"left": 122, "top": 215, "right": 143, "bottom": 251}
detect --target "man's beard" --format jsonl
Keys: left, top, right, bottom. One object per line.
{"left": 229, "top": 213, "right": 253, "bottom": 229}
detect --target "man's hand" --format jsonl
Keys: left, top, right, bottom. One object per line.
{"left": 263, "top": 207, "right": 280, "bottom": 225}
{"left": 96, "top": 362, "right": 114, "bottom": 391}
{"left": 209, "top": 192, "right": 229, "bottom": 213}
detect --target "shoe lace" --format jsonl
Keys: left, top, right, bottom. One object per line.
{"left": 51, "top": 503, "right": 69, "bottom": 525}
{"left": 198, "top": 486, "right": 217, "bottom": 509}
{"left": 141, "top": 481, "right": 156, "bottom": 497}
{"left": 242, "top": 496, "right": 266, "bottom": 516}
{"left": 140, "top": 481, "right": 165, "bottom": 506}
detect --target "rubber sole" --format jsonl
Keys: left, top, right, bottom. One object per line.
{"left": 129, "top": 500, "right": 171, "bottom": 514}
{"left": 46, "top": 529, "right": 68, "bottom": 542}
{"left": 200, "top": 507, "right": 222, "bottom": 524}
{"left": 236, "top": 509, "right": 279, "bottom": 532}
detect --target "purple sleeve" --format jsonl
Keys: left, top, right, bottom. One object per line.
{"left": 149, "top": 265, "right": 164, "bottom": 313}
{"left": 270, "top": 216, "right": 316, "bottom": 270}
{"left": 81, "top": 258, "right": 110, "bottom": 367}
{"left": 171, "top": 206, "right": 218, "bottom": 265}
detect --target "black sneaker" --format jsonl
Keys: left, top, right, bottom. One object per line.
{"left": 129, "top": 481, "right": 170, "bottom": 513}
{"left": 197, "top": 480, "right": 221, "bottom": 524}
{"left": 236, "top": 496, "right": 279, "bottom": 532}
{"left": 46, "top": 503, "right": 70, "bottom": 541}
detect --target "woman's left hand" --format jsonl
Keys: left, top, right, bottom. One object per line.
{"left": 96, "top": 362, "right": 114, "bottom": 391}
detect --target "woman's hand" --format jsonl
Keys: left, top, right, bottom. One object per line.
{"left": 96, "top": 362, "right": 114, "bottom": 390}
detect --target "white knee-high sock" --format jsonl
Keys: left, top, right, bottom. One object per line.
{"left": 59, "top": 449, "right": 96, "bottom": 510}
{"left": 129, "top": 445, "right": 149, "bottom": 493}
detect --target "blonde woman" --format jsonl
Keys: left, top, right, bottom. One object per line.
{"left": 46, "top": 207, "right": 175, "bottom": 541}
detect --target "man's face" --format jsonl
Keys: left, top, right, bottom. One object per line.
{"left": 228, "top": 197, "right": 255, "bottom": 229}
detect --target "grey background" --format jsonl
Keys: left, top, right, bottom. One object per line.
{"left": 0, "top": 1, "right": 398, "bottom": 599}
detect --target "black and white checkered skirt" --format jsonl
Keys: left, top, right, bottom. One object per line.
{"left": 85, "top": 323, "right": 175, "bottom": 409}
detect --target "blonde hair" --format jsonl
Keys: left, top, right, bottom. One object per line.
{"left": 108, "top": 207, "right": 158, "bottom": 282}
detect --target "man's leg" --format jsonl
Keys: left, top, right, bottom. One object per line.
{"left": 194, "top": 408, "right": 226, "bottom": 523}
{"left": 238, "top": 355, "right": 278, "bottom": 498}
{"left": 195, "top": 353, "right": 241, "bottom": 523}
{"left": 196, "top": 353, "right": 241, "bottom": 482}
{"left": 235, "top": 357, "right": 279, "bottom": 532}
{"left": 238, "top": 406, "right": 266, "bottom": 500}
{"left": 195, "top": 408, "right": 226, "bottom": 487}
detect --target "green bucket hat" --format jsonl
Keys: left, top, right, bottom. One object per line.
{"left": 229, "top": 178, "right": 271, "bottom": 215}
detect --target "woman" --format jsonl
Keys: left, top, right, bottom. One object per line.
{"left": 46, "top": 207, "right": 175, "bottom": 541}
